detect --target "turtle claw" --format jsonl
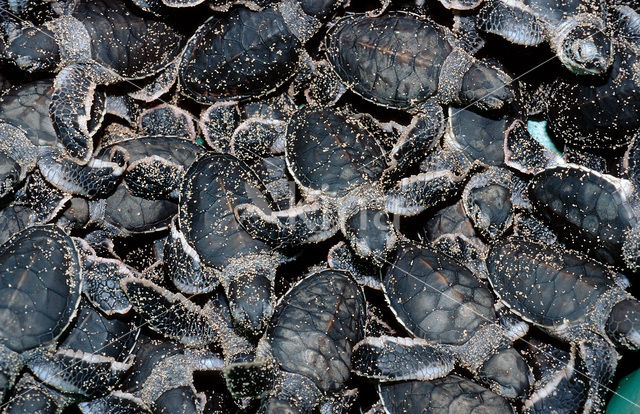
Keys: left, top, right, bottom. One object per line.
{"left": 352, "top": 336, "right": 455, "bottom": 382}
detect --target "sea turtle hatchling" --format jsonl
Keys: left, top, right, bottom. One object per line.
{"left": 378, "top": 375, "right": 515, "bottom": 414}
{"left": 474, "top": 0, "right": 612, "bottom": 75}
{"left": 2, "top": 0, "right": 183, "bottom": 164}
{"left": 487, "top": 237, "right": 640, "bottom": 413}
{"left": 177, "top": 0, "right": 344, "bottom": 104}
{"left": 223, "top": 269, "right": 366, "bottom": 413}
{"left": 0, "top": 80, "right": 127, "bottom": 198}
{"left": 322, "top": 12, "right": 513, "bottom": 166}
{"left": 352, "top": 242, "right": 531, "bottom": 399}
{"left": 165, "top": 152, "right": 290, "bottom": 335}
{"left": 528, "top": 164, "right": 640, "bottom": 271}
{"left": 234, "top": 107, "right": 398, "bottom": 264}
{"left": 0, "top": 225, "right": 82, "bottom": 401}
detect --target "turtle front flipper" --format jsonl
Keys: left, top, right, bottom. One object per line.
{"left": 3, "top": 372, "right": 73, "bottom": 414}
{"left": 352, "top": 336, "right": 455, "bottom": 382}
{"left": 384, "top": 103, "right": 444, "bottom": 181}
{"left": 38, "top": 145, "right": 126, "bottom": 198}
{"left": 120, "top": 277, "right": 219, "bottom": 348}
{"left": 78, "top": 391, "right": 151, "bottom": 414}
{"left": 224, "top": 358, "right": 277, "bottom": 399}
{"left": 477, "top": 0, "right": 545, "bottom": 46}
{"left": 235, "top": 201, "right": 339, "bottom": 247}
{"left": 81, "top": 254, "right": 134, "bottom": 315}
{"left": 578, "top": 334, "right": 618, "bottom": 414}
{"left": 50, "top": 62, "right": 118, "bottom": 164}
{"left": 385, "top": 170, "right": 463, "bottom": 216}
{"left": 125, "top": 155, "right": 185, "bottom": 200}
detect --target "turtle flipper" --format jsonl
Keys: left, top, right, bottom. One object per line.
{"left": 453, "top": 15, "right": 485, "bottom": 53}
{"left": 352, "top": 336, "right": 455, "bottom": 381}
{"left": 615, "top": 6, "right": 640, "bottom": 47}
{"left": 3, "top": 372, "right": 72, "bottom": 414}
{"left": 578, "top": 335, "right": 618, "bottom": 414}
{"left": 328, "top": 242, "right": 384, "bottom": 289}
{"left": 385, "top": 104, "right": 444, "bottom": 181}
{"left": 385, "top": 171, "right": 463, "bottom": 216}
{"left": 82, "top": 255, "right": 134, "bottom": 315}
{"left": 478, "top": 0, "right": 545, "bottom": 46}
{"left": 125, "top": 155, "right": 184, "bottom": 200}
{"left": 50, "top": 62, "right": 117, "bottom": 164}
{"left": 120, "top": 277, "right": 219, "bottom": 347}
{"left": 78, "top": 391, "right": 151, "bottom": 414}
{"left": 27, "top": 348, "right": 134, "bottom": 396}
{"left": 235, "top": 202, "right": 339, "bottom": 247}
{"left": 130, "top": 59, "right": 180, "bottom": 102}
{"left": 38, "top": 145, "right": 126, "bottom": 198}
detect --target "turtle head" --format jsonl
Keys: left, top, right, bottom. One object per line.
{"left": 479, "top": 346, "right": 532, "bottom": 398}
{"left": 226, "top": 255, "right": 279, "bottom": 336}
{"left": 557, "top": 20, "right": 612, "bottom": 75}
{"left": 606, "top": 299, "right": 640, "bottom": 350}
{"left": 459, "top": 61, "right": 514, "bottom": 111}
{"left": 0, "top": 155, "right": 22, "bottom": 199}
{"left": 5, "top": 26, "right": 60, "bottom": 72}
{"left": 342, "top": 192, "right": 397, "bottom": 266}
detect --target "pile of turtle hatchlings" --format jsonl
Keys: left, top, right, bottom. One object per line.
{"left": 1, "top": 0, "right": 640, "bottom": 412}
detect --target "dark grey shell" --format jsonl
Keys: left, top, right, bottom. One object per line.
{"left": 546, "top": 40, "right": 640, "bottom": 150}
{"left": 379, "top": 375, "right": 514, "bottom": 414}
{"left": 179, "top": 153, "right": 272, "bottom": 269}
{"left": 73, "top": 0, "right": 183, "bottom": 78}
{"left": 94, "top": 137, "right": 202, "bottom": 234}
{"left": 286, "top": 108, "right": 386, "bottom": 197}
{"left": 0, "top": 80, "right": 58, "bottom": 147}
{"left": 179, "top": 7, "right": 299, "bottom": 103}
{"left": 528, "top": 165, "right": 638, "bottom": 266}
{"left": 487, "top": 237, "right": 618, "bottom": 327}
{"left": 268, "top": 269, "right": 365, "bottom": 394}
{"left": 0, "top": 225, "right": 81, "bottom": 353}
{"left": 445, "top": 106, "right": 507, "bottom": 167}
{"left": 325, "top": 13, "right": 453, "bottom": 109}
{"left": 385, "top": 243, "right": 496, "bottom": 345}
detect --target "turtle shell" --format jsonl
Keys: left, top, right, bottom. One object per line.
{"left": 267, "top": 269, "right": 365, "bottom": 394}
{"left": 0, "top": 225, "right": 81, "bottom": 353}
{"left": 528, "top": 165, "right": 638, "bottom": 266}
{"left": 286, "top": 108, "right": 386, "bottom": 198}
{"left": 379, "top": 375, "right": 514, "bottom": 414}
{"left": 487, "top": 237, "right": 618, "bottom": 328}
{"left": 179, "top": 7, "right": 299, "bottom": 103}
{"left": 325, "top": 13, "right": 453, "bottom": 109}
{"left": 445, "top": 106, "right": 506, "bottom": 167}
{"left": 0, "top": 80, "right": 58, "bottom": 147}
{"left": 384, "top": 243, "right": 496, "bottom": 345}
{"left": 95, "top": 137, "right": 202, "bottom": 234}
{"left": 179, "top": 153, "right": 273, "bottom": 270}
{"left": 75, "top": 0, "right": 183, "bottom": 78}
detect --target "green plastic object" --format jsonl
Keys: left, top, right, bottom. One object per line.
{"left": 195, "top": 136, "right": 205, "bottom": 146}
{"left": 527, "top": 120, "right": 562, "bottom": 155}
{"left": 607, "top": 368, "right": 640, "bottom": 413}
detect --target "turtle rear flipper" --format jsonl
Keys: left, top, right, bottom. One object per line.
{"left": 38, "top": 146, "right": 126, "bottom": 198}
{"left": 478, "top": 0, "right": 545, "bottom": 46}
{"left": 328, "top": 242, "right": 384, "bottom": 290}
{"left": 352, "top": 336, "right": 455, "bottom": 381}
{"left": 125, "top": 155, "right": 184, "bottom": 200}
{"left": 120, "top": 277, "right": 219, "bottom": 348}
{"left": 50, "top": 62, "right": 117, "bottom": 164}
{"left": 235, "top": 201, "right": 339, "bottom": 247}
{"left": 223, "top": 359, "right": 276, "bottom": 399}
